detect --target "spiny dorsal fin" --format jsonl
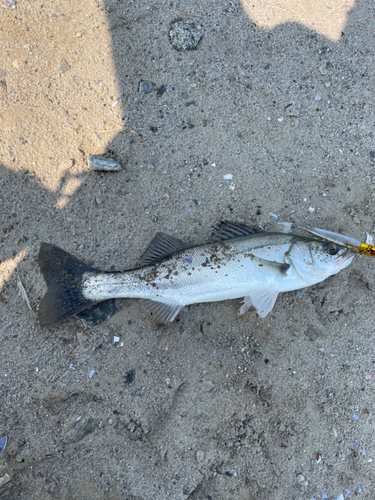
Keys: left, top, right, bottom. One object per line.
{"left": 139, "top": 233, "right": 191, "bottom": 266}
{"left": 211, "top": 221, "right": 261, "bottom": 242}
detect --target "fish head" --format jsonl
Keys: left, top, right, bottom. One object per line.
{"left": 287, "top": 239, "right": 355, "bottom": 285}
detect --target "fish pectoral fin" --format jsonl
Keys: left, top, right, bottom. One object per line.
{"left": 248, "top": 290, "right": 279, "bottom": 318}
{"left": 249, "top": 254, "right": 290, "bottom": 276}
{"left": 211, "top": 221, "right": 261, "bottom": 242}
{"left": 139, "top": 233, "right": 192, "bottom": 266}
{"left": 140, "top": 299, "right": 183, "bottom": 324}
{"left": 238, "top": 296, "right": 253, "bottom": 316}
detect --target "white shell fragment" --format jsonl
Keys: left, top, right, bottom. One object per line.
{"left": 223, "top": 174, "right": 233, "bottom": 180}
{"left": 87, "top": 155, "right": 122, "bottom": 171}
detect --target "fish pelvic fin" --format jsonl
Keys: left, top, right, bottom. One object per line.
{"left": 248, "top": 290, "right": 279, "bottom": 318}
{"left": 38, "top": 243, "right": 98, "bottom": 327}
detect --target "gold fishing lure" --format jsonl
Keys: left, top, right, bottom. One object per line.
{"left": 295, "top": 220, "right": 375, "bottom": 257}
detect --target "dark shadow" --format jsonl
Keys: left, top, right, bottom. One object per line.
{"left": 1, "top": 0, "right": 372, "bottom": 326}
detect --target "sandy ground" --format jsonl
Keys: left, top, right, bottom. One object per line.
{"left": 1, "top": 0, "right": 375, "bottom": 498}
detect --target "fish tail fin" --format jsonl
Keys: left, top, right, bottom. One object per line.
{"left": 38, "top": 243, "right": 98, "bottom": 327}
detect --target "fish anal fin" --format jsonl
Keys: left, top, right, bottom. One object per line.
{"left": 139, "top": 233, "right": 191, "bottom": 266}
{"left": 248, "top": 290, "right": 279, "bottom": 318}
{"left": 211, "top": 221, "right": 261, "bottom": 242}
{"left": 238, "top": 296, "right": 253, "bottom": 317}
{"left": 140, "top": 299, "right": 183, "bottom": 324}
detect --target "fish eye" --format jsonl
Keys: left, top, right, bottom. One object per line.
{"left": 324, "top": 242, "right": 339, "bottom": 255}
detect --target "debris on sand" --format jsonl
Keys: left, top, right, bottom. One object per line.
{"left": 87, "top": 155, "right": 121, "bottom": 171}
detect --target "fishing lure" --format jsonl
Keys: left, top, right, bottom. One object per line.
{"left": 296, "top": 220, "right": 375, "bottom": 256}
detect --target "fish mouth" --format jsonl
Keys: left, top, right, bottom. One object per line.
{"left": 336, "top": 248, "right": 355, "bottom": 268}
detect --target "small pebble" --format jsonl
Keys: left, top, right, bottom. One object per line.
{"left": 345, "top": 490, "right": 351, "bottom": 496}
{"left": 142, "top": 227, "right": 149, "bottom": 232}
{"left": 356, "top": 484, "right": 362, "bottom": 494}
{"left": 181, "top": 92, "right": 188, "bottom": 99}
{"left": 319, "top": 65, "right": 328, "bottom": 75}
{"left": 314, "top": 95, "right": 322, "bottom": 101}
{"left": 87, "top": 155, "right": 121, "bottom": 171}
{"left": 60, "top": 58, "right": 71, "bottom": 73}
{"left": 322, "top": 491, "right": 328, "bottom": 500}
{"left": 297, "top": 474, "right": 305, "bottom": 482}
{"left": 334, "top": 495, "right": 344, "bottom": 500}
{"left": 0, "top": 436, "right": 7, "bottom": 457}
{"left": 352, "top": 412, "right": 358, "bottom": 420}
{"left": 89, "top": 370, "right": 95, "bottom": 379}
{"left": 0, "top": 474, "right": 10, "bottom": 488}
{"left": 324, "top": 82, "right": 331, "bottom": 87}
{"left": 269, "top": 213, "right": 279, "bottom": 221}
{"left": 169, "top": 19, "right": 202, "bottom": 51}
{"left": 223, "top": 174, "right": 233, "bottom": 180}
{"left": 196, "top": 450, "right": 204, "bottom": 462}
{"left": 150, "top": 157, "right": 157, "bottom": 165}
{"left": 277, "top": 117, "right": 284, "bottom": 122}
{"left": 370, "top": 151, "right": 375, "bottom": 159}
{"left": 139, "top": 81, "right": 154, "bottom": 94}
{"left": 113, "top": 336, "right": 120, "bottom": 343}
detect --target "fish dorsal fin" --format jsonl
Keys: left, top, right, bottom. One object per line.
{"left": 211, "top": 221, "right": 260, "bottom": 242}
{"left": 248, "top": 290, "right": 279, "bottom": 318}
{"left": 140, "top": 299, "right": 183, "bottom": 324}
{"left": 139, "top": 232, "right": 191, "bottom": 266}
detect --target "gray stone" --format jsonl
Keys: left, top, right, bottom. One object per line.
{"left": 169, "top": 20, "right": 202, "bottom": 51}
{"left": 87, "top": 155, "right": 121, "bottom": 171}
{"left": 70, "top": 418, "right": 100, "bottom": 443}
{"left": 60, "top": 58, "right": 71, "bottom": 73}
{"left": 139, "top": 81, "right": 154, "bottom": 94}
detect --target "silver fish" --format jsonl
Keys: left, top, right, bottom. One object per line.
{"left": 37, "top": 221, "right": 354, "bottom": 326}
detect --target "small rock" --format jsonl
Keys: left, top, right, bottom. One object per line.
{"left": 277, "top": 117, "right": 284, "bottom": 122}
{"left": 196, "top": 450, "right": 205, "bottom": 462}
{"left": 269, "top": 213, "right": 279, "bottom": 221}
{"left": 370, "top": 151, "right": 375, "bottom": 159}
{"left": 0, "top": 436, "right": 7, "bottom": 457}
{"left": 319, "top": 64, "right": 328, "bottom": 75}
{"left": 223, "top": 174, "right": 233, "bottom": 180}
{"left": 0, "top": 474, "right": 11, "bottom": 487}
{"left": 15, "top": 454, "right": 22, "bottom": 463}
{"left": 70, "top": 418, "right": 100, "bottom": 443}
{"left": 169, "top": 19, "right": 202, "bottom": 51}
{"left": 156, "top": 84, "right": 167, "bottom": 97}
{"left": 87, "top": 155, "right": 121, "bottom": 171}
{"left": 314, "top": 94, "right": 322, "bottom": 101}
{"left": 324, "top": 82, "right": 331, "bottom": 87}
{"left": 181, "top": 92, "right": 189, "bottom": 99}
{"left": 142, "top": 226, "right": 149, "bottom": 232}
{"left": 60, "top": 58, "right": 71, "bottom": 73}
{"left": 293, "top": 331, "right": 299, "bottom": 336}
{"left": 150, "top": 156, "right": 157, "bottom": 165}
{"left": 296, "top": 474, "right": 305, "bottom": 482}
{"left": 139, "top": 81, "right": 154, "bottom": 94}
{"left": 0, "top": 80, "right": 7, "bottom": 94}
